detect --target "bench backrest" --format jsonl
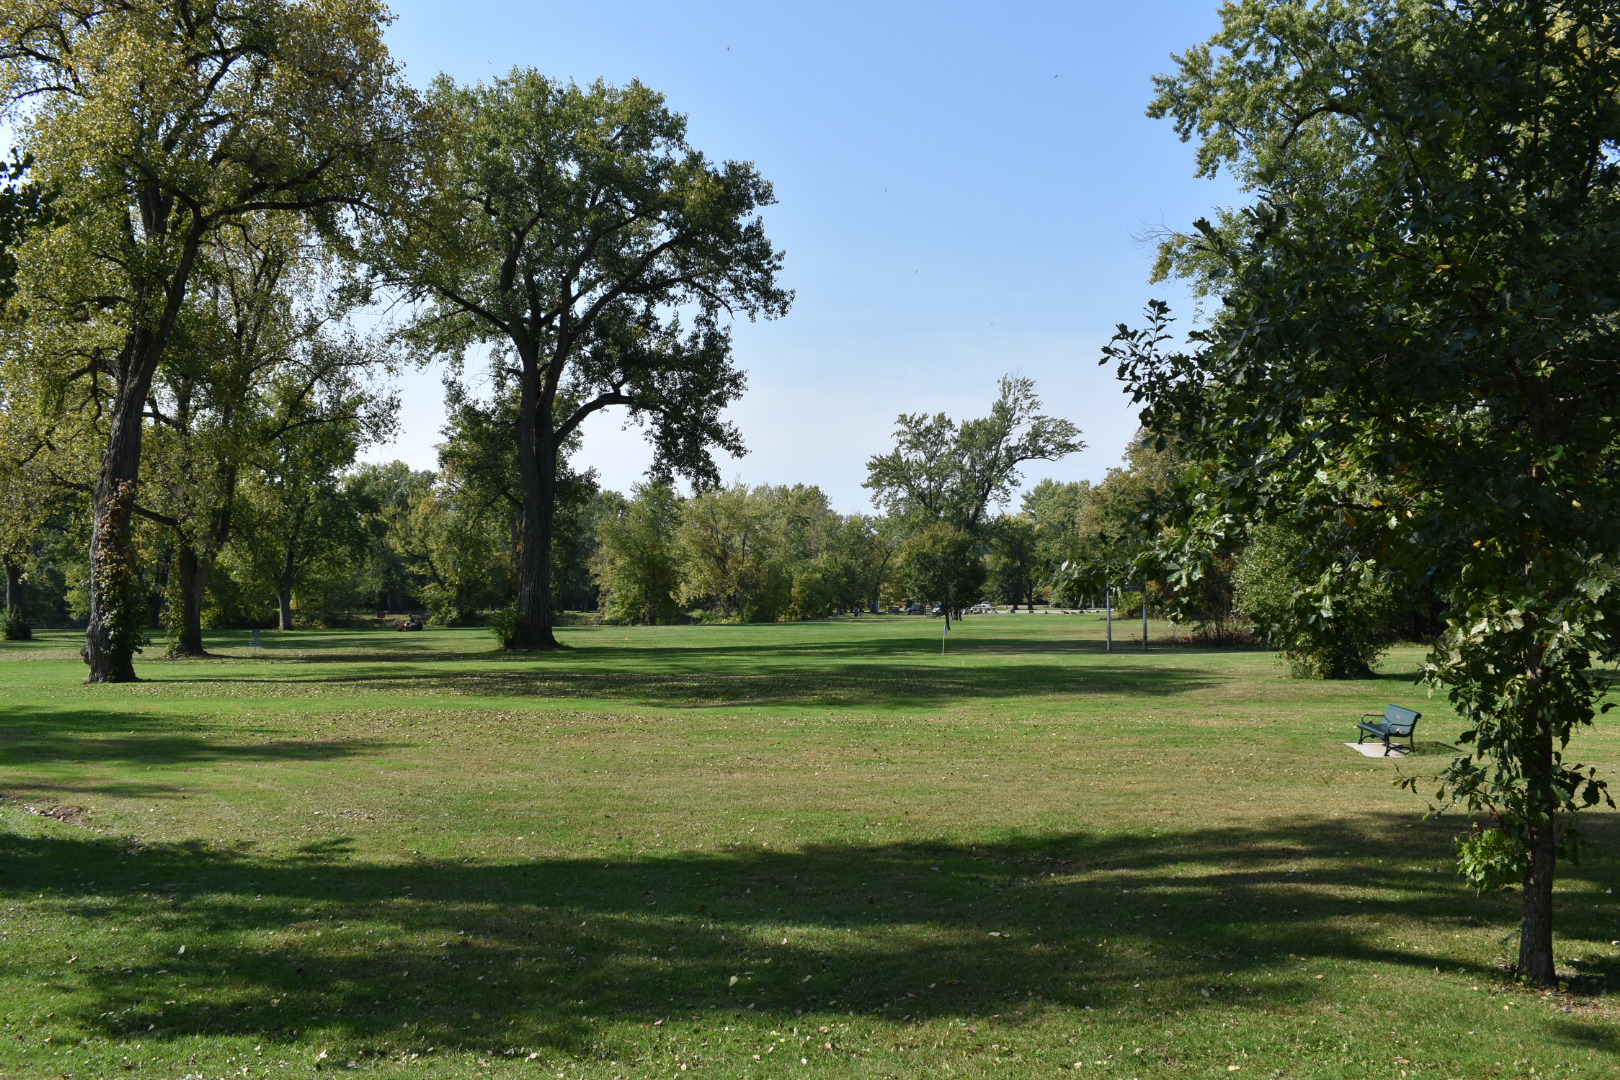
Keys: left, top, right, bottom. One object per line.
{"left": 1382, "top": 704, "right": 1421, "bottom": 733}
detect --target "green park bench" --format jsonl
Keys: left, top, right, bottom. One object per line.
{"left": 1356, "top": 704, "right": 1421, "bottom": 756}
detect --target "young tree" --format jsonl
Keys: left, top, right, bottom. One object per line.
{"left": 592, "top": 484, "right": 685, "bottom": 626}
{"left": 346, "top": 461, "right": 436, "bottom": 613}
{"left": 1023, "top": 479, "right": 1088, "bottom": 605}
{"left": 825, "top": 514, "right": 897, "bottom": 615}
{"left": 410, "top": 475, "right": 510, "bottom": 626}
{"left": 376, "top": 71, "right": 790, "bottom": 650}
{"left": 898, "top": 523, "right": 984, "bottom": 623}
{"left": 1125, "top": 0, "right": 1620, "bottom": 984}
{"left": 865, "top": 375, "right": 1082, "bottom": 533}
{"left": 0, "top": 0, "right": 417, "bottom": 680}
{"left": 986, "top": 514, "right": 1039, "bottom": 611}
{"left": 676, "top": 482, "right": 784, "bottom": 622}
{"left": 232, "top": 408, "right": 372, "bottom": 630}
{"left": 0, "top": 457, "right": 49, "bottom": 639}
{"left": 1232, "top": 519, "right": 1395, "bottom": 678}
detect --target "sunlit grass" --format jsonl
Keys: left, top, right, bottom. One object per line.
{"left": 2, "top": 615, "right": 1617, "bottom": 1077}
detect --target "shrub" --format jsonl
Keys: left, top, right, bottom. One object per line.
{"left": 1233, "top": 521, "right": 1394, "bottom": 678}
{"left": 487, "top": 606, "right": 523, "bottom": 649}
{"left": 1, "top": 607, "right": 30, "bottom": 641}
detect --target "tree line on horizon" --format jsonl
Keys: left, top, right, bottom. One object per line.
{"left": 2, "top": 358, "right": 1441, "bottom": 681}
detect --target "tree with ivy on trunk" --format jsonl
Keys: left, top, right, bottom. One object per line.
{"left": 0, "top": 0, "right": 417, "bottom": 681}
{"left": 373, "top": 71, "right": 790, "bottom": 650}
{"left": 1116, "top": 0, "right": 1620, "bottom": 986}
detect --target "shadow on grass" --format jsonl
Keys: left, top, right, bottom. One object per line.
{"left": 4, "top": 814, "right": 1616, "bottom": 1059}
{"left": 0, "top": 709, "right": 395, "bottom": 774}
{"left": 154, "top": 621, "right": 1170, "bottom": 668}
{"left": 147, "top": 658, "right": 1223, "bottom": 709}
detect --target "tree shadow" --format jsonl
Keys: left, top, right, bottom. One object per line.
{"left": 0, "top": 708, "right": 397, "bottom": 771}
{"left": 7, "top": 813, "right": 1617, "bottom": 1060}
{"left": 151, "top": 658, "right": 1222, "bottom": 708}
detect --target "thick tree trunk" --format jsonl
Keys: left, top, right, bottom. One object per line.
{"left": 1518, "top": 715, "right": 1558, "bottom": 986}
{"left": 511, "top": 352, "right": 561, "bottom": 650}
{"left": 169, "top": 544, "right": 212, "bottom": 657}
{"left": 277, "top": 546, "right": 296, "bottom": 631}
{"left": 4, "top": 557, "right": 28, "bottom": 640}
{"left": 85, "top": 383, "right": 151, "bottom": 682}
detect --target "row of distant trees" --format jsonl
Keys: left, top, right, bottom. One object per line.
{"left": 0, "top": 375, "right": 1086, "bottom": 636}
{"left": 2, "top": 360, "right": 1439, "bottom": 679}
{"left": 4, "top": 349, "right": 1451, "bottom": 685}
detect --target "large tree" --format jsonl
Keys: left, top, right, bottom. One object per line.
{"left": 866, "top": 375, "right": 1081, "bottom": 624}
{"left": 1121, "top": 0, "right": 1620, "bottom": 985}
{"left": 0, "top": 0, "right": 416, "bottom": 681}
{"left": 377, "top": 71, "right": 790, "bottom": 650}
{"left": 865, "top": 375, "right": 1083, "bottom": 534}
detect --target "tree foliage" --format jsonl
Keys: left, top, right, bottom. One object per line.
{"left": 593, "top": 484, "right": 685, "bottom": 626}
{"left": 865, "top": 375, "right": 1082, "bottom": 533}
{"left": 1232, "top": 519, "right": 1394, "bottom": 677}
{"left": 0, "top": 0, "right": 418, "bottom": 680}
{"left": 1120, "top": 0, "right": 1620, "bottom": 984}
{"left": 376, "top": 70, "right": 789, "bottom": 649}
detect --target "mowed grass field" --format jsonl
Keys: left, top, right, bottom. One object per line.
{"left": 1, "top": 615, "right": 1618, "bottom": 1079}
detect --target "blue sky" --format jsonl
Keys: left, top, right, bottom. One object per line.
{"left": 367, "top": 0, "right": 1241, "bottom": 512}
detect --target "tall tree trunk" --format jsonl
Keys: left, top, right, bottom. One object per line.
{"left": 277, "top": 545, "right": 296, "bottom": 631}
{"left": 3, "top": 556, "right": 28, "bottom": 640}
{"left": 511, "top": 352, "right": 561, "bottom": 650}
{"left": 169, "top": 544, "right": 212, "bottom": 657}
{"left": 1518, "top": 713, "right": 1558, "bottom": 986}
{"left": 85, "top": 385, "right": 151, "bottom": 682}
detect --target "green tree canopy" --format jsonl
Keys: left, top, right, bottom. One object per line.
{"left": 1118, "top": 0, "right": 1620, "bottom": 985}
{"left": 375, "top": 71, "right": 790, "bottom": 650}
{"left": 865, "top": 375, "right": 1083, "bottom": 533}
{"left": 0, "top": 0, "right": 418, "bottom": 680}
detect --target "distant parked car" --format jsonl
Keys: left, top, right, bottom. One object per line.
{"left": 969, "top": 603, "right": 997, "bottom": 614}
{"left": 930, "top": 604, "right": 943, "bottom": 614}
{"left": 906, "top": 604, "right": 924, "bottom": 614}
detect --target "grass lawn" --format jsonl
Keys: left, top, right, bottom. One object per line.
{"left": 1, "top": 614, "right": 1617, "bottom": 1079}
